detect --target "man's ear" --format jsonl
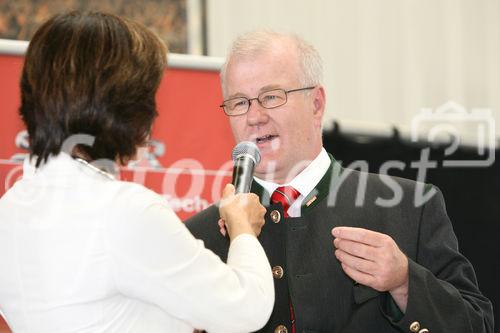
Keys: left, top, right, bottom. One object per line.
{"left": 312, "top": 86, "right": 326, "bottom": 120}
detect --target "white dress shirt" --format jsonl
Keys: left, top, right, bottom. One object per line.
{"left": 254, "top": 148, "right": 331, "bottom": 217}
{"left": 0, "top": 153, "right": 274, "bottom": 333}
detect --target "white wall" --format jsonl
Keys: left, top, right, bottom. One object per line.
{"left": 205, "top": 0, "right": 500, "bottom": 143}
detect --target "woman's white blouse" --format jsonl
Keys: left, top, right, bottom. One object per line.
{"left": 0, "top": 153, "right": 274, "bottom": 333}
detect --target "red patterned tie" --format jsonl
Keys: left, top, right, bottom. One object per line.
{"left": 270, "top": 186, "right": 301, "bottom": 218}
{"left": 270, "top": 186, "right": 300, "bottom": 333}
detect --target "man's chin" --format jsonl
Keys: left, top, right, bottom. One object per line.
{"left": 254, "top": 160, "right": 280, "bottom": 181}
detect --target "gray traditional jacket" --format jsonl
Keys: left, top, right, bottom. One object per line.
{"left": 186, "top": 158, "right": 493, "bottom": 333}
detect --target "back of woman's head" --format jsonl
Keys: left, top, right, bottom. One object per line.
{"left": 20, "top": 11, "right": 168, "bottom": 167}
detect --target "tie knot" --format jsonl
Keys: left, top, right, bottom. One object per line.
{"left": 271, "top": 186, "right": 301, "bottom": 217}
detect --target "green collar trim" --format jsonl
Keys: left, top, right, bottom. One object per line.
{"left": 250, "top": 154, "right": 343, "bottom": 214}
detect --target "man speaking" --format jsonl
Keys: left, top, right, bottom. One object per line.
{"left": 186, "top": 30, "right": 493, "bottom": 332}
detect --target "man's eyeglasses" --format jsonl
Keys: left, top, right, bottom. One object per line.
{"left": 220, "top": 86, "right": 316, "bottom": 116}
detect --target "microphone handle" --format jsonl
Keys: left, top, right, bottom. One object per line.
{"left": 231, "top": 157, "right": 255, "bottom": 193}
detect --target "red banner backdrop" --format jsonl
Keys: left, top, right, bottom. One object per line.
{"left": 0, "top": 54, "right": 233, "bottom": 331}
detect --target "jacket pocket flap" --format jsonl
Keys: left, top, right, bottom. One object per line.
{"left": 353, "top": 284, "right": 380, "bottom": 304}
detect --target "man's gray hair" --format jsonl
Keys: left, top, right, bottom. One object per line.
{"left": 220, "top": 30, "right": 323, "bottom": 97}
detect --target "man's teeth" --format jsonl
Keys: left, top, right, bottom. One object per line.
{"left": 256, "top": 135, "right": 276, "bottom": 143}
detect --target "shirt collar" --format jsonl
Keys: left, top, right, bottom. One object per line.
{"left": 254, "top": 148, "right": 331, "bottom": 198}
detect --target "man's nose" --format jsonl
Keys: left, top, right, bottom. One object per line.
{"left": 246, "top": 99, "right": 269, "bottom": 125}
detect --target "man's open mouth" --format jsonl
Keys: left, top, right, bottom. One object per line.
{"left": 255, "top": 135, "right": 278, "bottom": 144}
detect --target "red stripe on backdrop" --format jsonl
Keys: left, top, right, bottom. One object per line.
{"left": 0, "top": 54, "right": 235, "bottom": 331}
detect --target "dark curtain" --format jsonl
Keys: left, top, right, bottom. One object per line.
{"left": 323, "top": 123, "right": 499, "bottom": 331}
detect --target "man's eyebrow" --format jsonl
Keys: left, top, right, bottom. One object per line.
{"left": 226, "top": 85, "right": 283, "bottom": 100}
{"left": 226, "top": 92, "right": 247, "bottom": 100}
{"left": 259, "top": 84, "right": 282, "bottom": 92}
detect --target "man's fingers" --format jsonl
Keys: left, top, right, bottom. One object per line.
{"left": 333, "top": 238, "right": 376, "bottom": 261}
{"left": 335, "top": 249, "right": 376, "bottom": 275}
{"left": 332, "top": 227, "right": 385, "bottom": 246}
{"left": 339, "top": 262, "right": 374, "bottom": 287}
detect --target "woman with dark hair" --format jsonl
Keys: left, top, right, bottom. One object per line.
{"left": 0, "top": 11, "right": 273, "bottom": 333}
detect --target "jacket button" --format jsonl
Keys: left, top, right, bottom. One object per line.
{"left": 270, "top": 210, "right": 281, "bottom": 223}
{"left": 274, "top": 324, "right": 288, "bottom": 333}
{"left": 272, "top": 265, "right": 284, "bottom": 279}
{"left": 418, "top": 329, "right": 429, "bottom": 333}
{"left": 409, "top": 321, "right": 420, "bottom": 332}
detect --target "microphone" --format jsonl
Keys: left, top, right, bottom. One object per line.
{"left": 231, "top": 141, "right": 261, "bottom": 193}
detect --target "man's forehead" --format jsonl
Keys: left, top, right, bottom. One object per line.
{"left": 225, "top": 57, "right": 300, "bottom": 84}
{"left": 223, "top": 45, "right": 301, "bottom": 97}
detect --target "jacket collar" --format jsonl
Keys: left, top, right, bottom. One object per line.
{"left": 250, "top": 153, "right": 343, "bottom": 215}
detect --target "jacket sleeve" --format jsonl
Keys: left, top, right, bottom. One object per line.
{"left": 382, "top": 186, "right": 494, "bottom": 333}
{"left": 106, "top": 193, "right": 274, "bottom": 333}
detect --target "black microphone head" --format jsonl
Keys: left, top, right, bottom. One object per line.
{"left": 231, "top": 141, "right": 261, "bottom": 165}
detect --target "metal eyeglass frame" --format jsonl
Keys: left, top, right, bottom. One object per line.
{"left": 220, "top": 86, "right": 316, "bottom": 116}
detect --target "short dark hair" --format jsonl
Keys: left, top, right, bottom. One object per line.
{"left": 19, "top": 11, "right": 168, "bottom": 167}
